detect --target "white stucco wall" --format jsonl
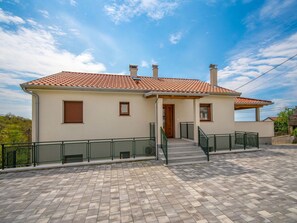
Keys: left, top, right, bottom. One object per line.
{"left": 33, "top": 90, "right": 155, "bottom": 141}
{"left": 199, "top": 96, "right": 235, "bottom": 134}
{"left": 235, "top": 121, "right": 274, "bottom": 137}
{"left": 163, "top": 96, "right": 236, "bottom": 136}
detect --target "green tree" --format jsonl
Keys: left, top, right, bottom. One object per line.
{"left": 274, "top": 108, "right": 294, "bottom": 134}
{"left": 0, "top": 114, "right": 32, "bottom": 144}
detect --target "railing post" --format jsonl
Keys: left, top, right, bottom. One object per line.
{"left": 229, "top": 134, "right": 232, "bottom": 151}
{"left": 61, "top": 141, "right": 65, "bottom": 164}
{"left": 244, "top": 133, "right": 247, "bottom": 150}
{"left": 214, "top": 135, "right": 217, "bottom": 152}
{"left": 180, "top": 123, "right": 182, "bottom": 139}
{"left": 206, "top": 138, "right": 209, "bottom": 162}
{"left": 256, "top": 133, "right": 259, "bottom": 149}
{"left": 111, "top": 139, "right": 114, "bottom": 160}
{"left": 165, "top": 139, "right": 168, "bottom": 165}
{"left": 198, "top": 127, "right": 200, "bottom": 146}
{"left": 33, "top": 142, "right": 36, "bottom": 167}
{"left": 1, "top": 144, "right": 4, "bottom": 170}
{"left": 133, "top": 138, "right": 136, "bottom": 158}
{"left": 87, "top": 140, "right": 90, "bottom": 162}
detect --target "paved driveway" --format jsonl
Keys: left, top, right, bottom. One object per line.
{"left": 0, "top": 146, "right": 297, "bottom": 223}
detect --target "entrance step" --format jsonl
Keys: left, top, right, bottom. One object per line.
{"left": 159, "top": 139, "right": 208, "bottom": 165}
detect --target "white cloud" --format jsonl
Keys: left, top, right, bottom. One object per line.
{"left": 141, "top": 60, "right": 149, "bottom": 68}
{"left": 38, "top": 9, "right": 49, "bottom": 18}
{"left": 169, "top": 32, "right": 182, "bottom": 44}
{"left": 219, "top": 32, "right": 297, "bottom": 117}
{"left": 260, "top": 0, "right": 295, "bottom": 19}
{"left": 0, "top": 26, "right": 106, "bottom": 75}
{"left": 104, "top": 0, "right": 179, "bottom": 24}
{"left": 70, "top": 0, "right": 77, "bottom": 6}
{"left": 0, "top": 8, "right": 25, "bottom": 24}
{"left": 0, "top": 9, "right": 107, "bottom": 118}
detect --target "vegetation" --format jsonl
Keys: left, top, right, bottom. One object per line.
{"left": 0, "top": 113, "right": 32, "bottom": 144}
{"left": 0, "top": 114, "right": 32, "bottom": 168}
{"left": 274, "top": 108, "right": 294, "bottom": 135}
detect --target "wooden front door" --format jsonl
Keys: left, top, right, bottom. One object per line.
{"left": 163, "top": 104, "right": 175, "bottom": 138}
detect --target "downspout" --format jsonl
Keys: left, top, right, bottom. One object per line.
{"left": 21, "top": 85, "right": 39, "bottom": 142}
{"left": 155, "top": 95, "right": 158, "bottom": 160}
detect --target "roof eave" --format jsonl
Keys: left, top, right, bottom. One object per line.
{"left": 21, "top": 84, "right": 149, "bottom": 93}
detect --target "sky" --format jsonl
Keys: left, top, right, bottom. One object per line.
{"left": 0, "top": 0, "right": 297, "bottom": 120}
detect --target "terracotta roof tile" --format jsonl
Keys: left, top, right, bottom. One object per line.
{"left": 235, "top": 97, "right": 272, "bottom": 105}
{"left": 23, "top": 71, "right": 240, "bottom": 95}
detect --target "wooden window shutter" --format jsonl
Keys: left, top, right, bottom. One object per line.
{"left": 64, "top": 101, "right": 83, "bottom": 123}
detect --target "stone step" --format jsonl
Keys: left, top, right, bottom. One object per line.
{"left": 160, "top": 155, "right": 207, "bottom": 164}
{"left": 168, "top": 142, "right": 195, "bottom": 148}
{"left": 168, "top": 151, "right": 205, "bottom": 158}
{"left": 167, "top": 160, "right": 208, "bottom": 166}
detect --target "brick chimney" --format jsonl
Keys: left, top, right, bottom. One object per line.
{"left": 152, "top": 64, "right": 158, "bottom": 79}
{"left": 129, "top": 64, "right": 138, "bottom": 77}
{"left": 209, "top": 64, "right": 218, "bottom": 86}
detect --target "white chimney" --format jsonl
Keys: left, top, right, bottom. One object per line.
{"left": 129, "top": 64, "right": 138, "bottom": 77}
{"left": 152, "top": 64, "right": 158, "bottom": 79}
{"left": 209, "top": 64, "right": 218, "bottom": 86}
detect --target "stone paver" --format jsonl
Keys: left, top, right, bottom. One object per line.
{"left": 0, "top": 145, "right": 297, "bottom": 222}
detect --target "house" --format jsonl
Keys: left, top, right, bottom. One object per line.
{"left": 20, "top": 64, "right": 274, "bottom": 148}
{"left": 263, "top": 117, "right": 277, "bottom": 122}
{"left": 289, "top": 106, "right": 297, "bottom": 134}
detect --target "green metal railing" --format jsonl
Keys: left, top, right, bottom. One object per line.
{"left": 198, "top": 127, "right": 210, "bottom": 161}
{"left": 160, "top": 127, "right": 168, "bottom": 165}
{"left": 180, "top": 122, "right": 194, "bottom": 140}
{"left": 235, "top": 131, "right": 259, "bottom": 149}
{"left": 1, "top": 137, "right": 156, "bottom": 170}
{"left": 149, "top": 122, "right": 155, "bottom": 139}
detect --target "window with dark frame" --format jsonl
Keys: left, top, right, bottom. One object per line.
{"left": 64, "top": 101, "right": 83, "bottom": 123}
{"left": 119, "top": 102, "right": 130, "bottom": 116}
{"left": 200, "top": 104, "right": 212, "bottom": 121}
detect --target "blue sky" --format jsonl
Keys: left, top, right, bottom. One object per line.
{"left": 0, "top": 0, "right": 297, "bottom": 120}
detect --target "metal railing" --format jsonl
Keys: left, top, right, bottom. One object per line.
{"left": 160, "top": 127, "right": 168, "bottom": 165}
{"left": 235, "top": 131, "right": 259, "bottom": 149}
{"left": 198, "top": 127, "right": 209, "bottom": 161}
{"left": 1, "top": 137, "right": 156, "bottom": 169}
{"left": 149, "top": 122, "right": 155, "bottom": 139}
{"left": 180, "top": 122, "right": 194, "bottom": 140}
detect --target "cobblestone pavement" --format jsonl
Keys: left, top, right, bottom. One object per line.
{"left": 0, "top": 146, "right": 297, "bottom": 223}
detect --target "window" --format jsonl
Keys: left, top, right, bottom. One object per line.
{"left": 200, "top": 104, "right": 211, "bottom": 121}
{"left": 119, "top": 102, "right": 130, "bottom": 116}
{"left": 64, "top": 101, "right": 83, "bottom": 123}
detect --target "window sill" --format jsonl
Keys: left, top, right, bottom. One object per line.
{"left": 62, "top": 122, "right": 84, "bottom": 124}
{"left": 200, "top": 120, "right": 212, "bottom": 122}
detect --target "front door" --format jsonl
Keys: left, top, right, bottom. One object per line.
{"left": 163, "top": 104, "right": 175, "bottom": 138}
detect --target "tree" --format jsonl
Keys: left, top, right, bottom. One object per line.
{"left": 274, "top": 108, "right": 294, "bottom": 134}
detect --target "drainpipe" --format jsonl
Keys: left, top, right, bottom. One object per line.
{"left": 21, "top": 85, "right": 39, "bottom": 142}
{"left": 155, "top": 95, "right": 159, "bottom": 160}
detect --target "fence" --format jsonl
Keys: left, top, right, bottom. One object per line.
{"left": 198, "top": 127, "right": 209, "bottom": 161}
{"left": 160, "top": 127, "right": 168, "bottom": 165}
{"left": 180, "top": 122, "right": 194, "bottom": 140}
{"left": 207, "top": 132, "right": 259, "bottom": 152}
{"left": 1, "top": 137, "right": 156, "bottom": 169}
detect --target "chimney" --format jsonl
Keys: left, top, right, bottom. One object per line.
{"left": 129, "top": 64, "right": 138, "bottom": 77}
{"left": 152, "top": 64, "right": 158, "bottom": 79}
{"left": 209, "top": 64, "right": 218, "bottom": 86}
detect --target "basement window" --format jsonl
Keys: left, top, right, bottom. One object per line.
{"left": 64, "top": 101, "right": 83, "bottom": 123}
{"left": 200, "top": 104, "right": 212, "bottom": 121}
{"left": 119, "top": 102, "right": 130, "bottom": 116}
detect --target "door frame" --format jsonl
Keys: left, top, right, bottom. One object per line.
{"left": 163, "top": 104, "right": 175, "bottom": 138}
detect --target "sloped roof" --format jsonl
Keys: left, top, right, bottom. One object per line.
{"left": 22, "top": 71, "right": 240, "bottom": 95}
{"left": 263, "top": 117, "right": 278, "bottom": 121}
{"left": 235, "top": 97, "right": 273, "bottom": 110}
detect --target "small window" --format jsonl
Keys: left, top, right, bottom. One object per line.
{"left": 200, "top": 104, "right": 211, "bottom": 121}
{"left": 119, "top": 102, "right": 130, "bottom": 116}
{"left": 64, "top": 101, "right": 83, "bottom": 123}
